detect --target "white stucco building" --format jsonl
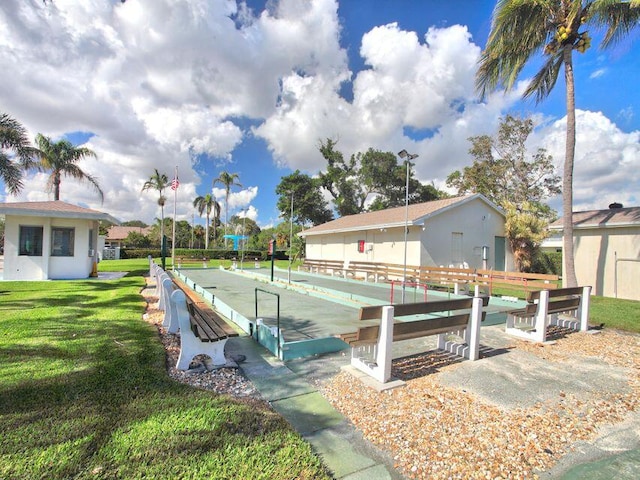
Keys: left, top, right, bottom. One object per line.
{"left": 549, "top": 204, "right": 640, "bottom": 300}
{"left": 0, "top": 201, "right": 119, "bottom": 280}
{"left": 299, "top": 194, "right": 513, "bottom": 271}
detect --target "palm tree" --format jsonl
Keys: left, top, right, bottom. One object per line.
{"left": 193, "top": 193, "right": 220, "bottom": 250}
{"left": 0, "top": 113, "right": 37, "bottom": 195}
{"left": 141, "top": 169, "right": 169, "bottom": 247}
{"left": 34, "top": 134, "right": 103, "bottom": 202}
{"left": 477, "top": 0, "right": 639, "bottom": 287}
{"left": 213, "top": 171, "right": 242, "bottom": 248}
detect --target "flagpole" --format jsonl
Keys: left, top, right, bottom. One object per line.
{"left": 171, "top": 166, "right": 178, "bottom": 270}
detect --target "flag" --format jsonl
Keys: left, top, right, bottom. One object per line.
{"left": 171, "top": 176, "right": 180, "bottom": 190}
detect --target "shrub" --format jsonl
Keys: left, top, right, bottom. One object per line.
{"left": 531, "top": 251, "right": 562, "bottom": 275}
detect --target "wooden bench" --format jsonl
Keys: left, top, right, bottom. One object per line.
{"left": 176, "top": 256, "right": 209, "bottom": 268}
{"left": 300, "top": 259, "right": 346, "bottom": 277}
{"left": 343, "top": 260, "right": 388, "bottom": 281}
{"left": 341, "top": 296, "right": 489, "bottom": 384}
{"left": 169, "top": 288, "right": 239, "bottom": 370}
{"left": 476, "top": 269, "right": 558, "bottom": 295}
{"left": 418, "top": 265, "right": 476, "bottom": 294}
{"left": 505, "top": 286, "right": 592, "bottom": 343}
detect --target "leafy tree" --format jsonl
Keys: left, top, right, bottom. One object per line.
{"left": 446, "top": 115, "right": 560, "bottom": 218}
{"left": 34, "top": 134, "right": 103, "bottom": 202}
{"left": 318, "top": 139, "right": 445, "bottom": 216}
{"left": 213, "top": 171, "right": 242, "bottom": 247}
{"left": 121, "top": 220, "right": 148, "bottom": 227}
{"left": 124, "top": 231, "right": 151, "bottom": 248}
{"left": 504, "top": 201, "right": 549, "bottom": 272}
{"left": 193, "top": 225, "right": 205, "bottom": 249}
{"left": 477, "top": 0, "right": 639, "bottom": 286}
{"left": 141, "top": 169, "right": 169, "bottom": 247}
{"left": 276, "top": 171, "right": 333, "bottom": 226}
{"left": 228, "top": 215, "right": 260, "bottom": 237}
{"left": 193, "top": 193, "right": 220, "bottom": 250}
{"left": 0, "top": 113, "right": 37, "bottom": 195}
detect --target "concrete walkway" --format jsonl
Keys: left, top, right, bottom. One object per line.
{"left": 225, "top": 336, "right": 405, "bottom": 479}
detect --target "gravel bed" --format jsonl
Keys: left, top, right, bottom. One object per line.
{"left": 321, "top": 329, "right": 640, "bottom": 479}
{"left": 140, "top": 282, "right": 260, "bottom": 399}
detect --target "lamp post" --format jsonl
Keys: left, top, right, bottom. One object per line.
{"left": 240, "top": 209, "right": 247, "bottom": 270}
{"left": 397, "top": 149, "right": 419, "bottom": 304}
{"left": 287, "top": 191, "right": 294, "bottom": 284}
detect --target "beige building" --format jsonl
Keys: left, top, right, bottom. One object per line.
{"left": 299, "top": 194, "right": 513, "bottom": 271}
{"left": 550, "top": 204, "right": 640, "bottom": 300}
{"left": 105, "top": 225, "right": 152, "bottom": 248}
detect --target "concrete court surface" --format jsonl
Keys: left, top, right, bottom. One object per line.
{"left": 179, "top": 266, "right": 640, "bottom": 479}
{"left": 180, "top": 266, "right": 512, "bottom": 343}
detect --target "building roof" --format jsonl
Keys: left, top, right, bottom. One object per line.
{"left": 299, "top": 194, "right": 502, "bottom": 236}
{"left": 549, "top": 206, "right": 640, "bottom": 230}
{"left": 0, "top": 201, "right": 120, "bottom": 224}
{"left": 106, "top": 226, "right": 152, "bottom": 240}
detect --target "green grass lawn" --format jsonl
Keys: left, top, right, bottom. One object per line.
{"left": 0, "top": 259, "right": 330, "bottom": 480}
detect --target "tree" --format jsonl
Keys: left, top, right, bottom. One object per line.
{"left": 34, "top": 134, "right": 103, "bottom": 202}
{"left": 213, "top": 171, "right": 242, "bottom": 247}
{"left": 477, "top": 0, "right": 640, "bottom": 286}
{"left": 121, "top": 220, "right": 148, "bottom": 227}
{"left": 124, "top": 231, "right": 151, "bottom": 248}
{"left": 446, "top": 115, "right": 560, "bottom": 217}
{"left": 0, "top": 113, "right": 37, "bottom": 195}
{"left": 193, "top": 193, "right": 220, "bottom": 250}
{"left": 141, "top": 169, "right": 169, "bottom": 248}
{"left": 276, "top": 171, "right": 333, "bottom": 226}
{"left": 318, "top": 139, "right": 445, "bottom": 216}
{"left": 504, "top": 201, "right": 549, "bottom": 272}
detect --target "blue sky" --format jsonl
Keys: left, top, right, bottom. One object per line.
{"left": 1, "top": 0, "right": 638, "bottom": 228}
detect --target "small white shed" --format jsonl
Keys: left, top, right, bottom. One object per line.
{"left": 0, "top": 201, "right": 119, "bottom": 280}
{"left": 299, "top": 194, "right": 513, "bottom": 270}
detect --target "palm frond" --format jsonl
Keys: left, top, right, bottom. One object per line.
{"left": 589, "top": 0, "right": 640, "bottom": 48}
{"left": 477, "top": 0, "right": 555, "bottom": 99}
{"left": 523, "top": 50, "right": 565, "bottom": 102}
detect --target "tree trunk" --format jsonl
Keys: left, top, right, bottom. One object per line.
{"left": 205, "top": 214, "right": 210, "bottom": 250}
{"left": 53, "top": 172, "right": 61, "bottom": 201}
{"left": 562, "top": 46, "right": 578, "bottom": 288}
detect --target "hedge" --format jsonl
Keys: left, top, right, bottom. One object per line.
{"left": 531, "top": 251, "right": 562, "bottom": 276}
{"left": 118, "top": 248, "right": 289, "bottom": 261}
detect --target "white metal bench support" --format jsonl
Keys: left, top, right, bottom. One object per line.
{"left": 350, "top": 297, "right": 483, "bottom": 384}
{"left": 172, "top": 290, "right": 228, "bottom": 370}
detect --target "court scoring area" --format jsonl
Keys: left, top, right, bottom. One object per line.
{"left": 174, "top": 266, "right": 521, "bottom": 361}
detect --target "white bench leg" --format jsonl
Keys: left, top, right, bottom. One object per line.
{"left": 350, "top": 306, "right": 394, "bottom": 383}
{"left": 171, "top": 290, "right": 228, "bottom": 370}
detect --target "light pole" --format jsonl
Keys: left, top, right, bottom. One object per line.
{"left": 287, "top": 191, "right": 294, "bottom": 284}
{"left": 240, "top": 208, "right": 247, "bottom": 270}
{"left": 398, "top": 149, "right": 419, "bottom": 304}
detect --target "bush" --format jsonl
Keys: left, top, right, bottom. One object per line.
{"left": 531, "top": 251, "right": 562, "bottom": 275}
{"left": 119, "top": 248, "right": 272, "bottom": 261}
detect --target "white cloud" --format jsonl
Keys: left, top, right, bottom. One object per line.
{"left": 1, "top": 0, "right": 636, "bottom": 227}
{"left": 535, "top": 110, "right": 640, "bottom": 212}
{"left": 589, "top": 68, "right": 606, "bottom": 79}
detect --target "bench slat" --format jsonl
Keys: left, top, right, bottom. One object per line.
{"left": 527, "top": 287, "right": 584, "bottom": 302}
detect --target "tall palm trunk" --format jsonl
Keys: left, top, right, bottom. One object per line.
{"left": 562, "top": 46, "right": 578, "bottom": 288}
{"left": 205, "top": 213, "right": 210, "bottom": 250}
{"left": 53, "top": 172, "right": 61, "bottom": 200}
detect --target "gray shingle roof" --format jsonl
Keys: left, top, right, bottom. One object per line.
{"left": 549, "top": 206, "right": 640, "bottom": 229}
{"left": 300, "top": 194, "right": 500, "bottom": 236}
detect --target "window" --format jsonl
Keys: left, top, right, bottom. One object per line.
{"left": 19, "top": 226, "right": 43, "bottom": 256}
{"left": 51, "top": 227, "right": 75, "bottom": 257}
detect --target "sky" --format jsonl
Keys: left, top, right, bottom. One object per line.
{"left": 1, "top": 0, "right": 638, "bottom": 229}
